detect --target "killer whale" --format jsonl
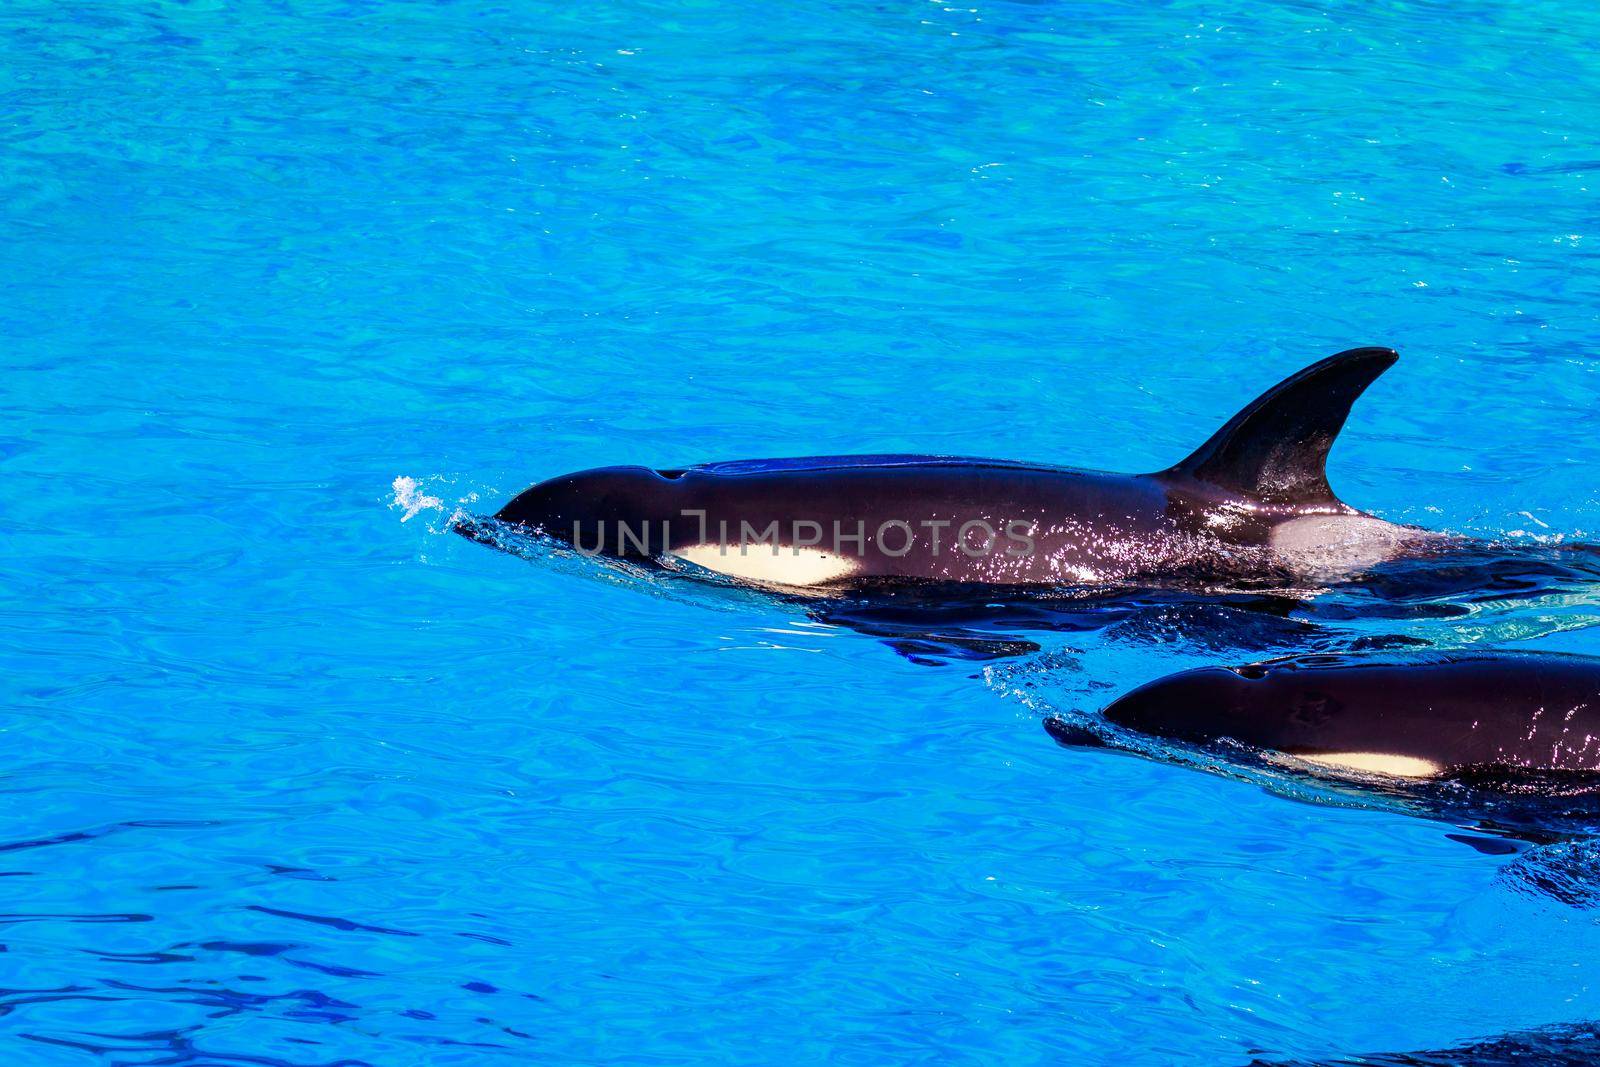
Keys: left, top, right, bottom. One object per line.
{"left": 1043, "top": 651, "right": 1600, "bottom": 906}
{"left": 466, "top": 347, "right": 1436, "bottom": 591}
{"left": 1088, "top": 650, "right": 1600, "bottom": 779}
{"left": 1044, "top": 650, "right": 1600, "bottom": 849}
{"left": 1249, "top": 1019, "right": 1600, "bottom": 1066}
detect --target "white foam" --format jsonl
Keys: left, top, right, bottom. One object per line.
{"left": 390, "top": 475, "right": 482, "bottom": 534}
{"left": 391, "top": 476, "right": 444, "bottom": 522}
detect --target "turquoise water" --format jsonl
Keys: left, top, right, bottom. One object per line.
{"left": 8, "top": 0, "right": 1600, "bottom": 1062}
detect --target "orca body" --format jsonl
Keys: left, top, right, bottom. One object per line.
{"left": 470, "top": 348, "right": 1437, "bottom": 591}
{"left": 1046, "top": 653, "right": 1600, "bottom": 884}
{"left": 1086, "top": 651, "right": 1600, "bottom": 778}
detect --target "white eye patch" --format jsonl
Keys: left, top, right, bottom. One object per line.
{"left": 1292, "top": 751, "right": 1442, "bottom": 779}
{"left": 671, "top": 544, "right": 861, "bottom": 591}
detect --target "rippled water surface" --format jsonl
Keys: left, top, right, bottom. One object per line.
{"left": 8, "top": 1, "right": 1600, "bottom": 1062}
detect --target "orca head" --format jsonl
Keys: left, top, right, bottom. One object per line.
{"left": 1101, "top": 663, "right": 1276, "bottom": 747}
{"left": 494, "top": 465, "right": 684, "bottom": 557}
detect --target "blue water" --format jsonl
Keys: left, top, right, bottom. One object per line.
{"left": 8, "top": 0, "right": 1600, "bottom": 1062}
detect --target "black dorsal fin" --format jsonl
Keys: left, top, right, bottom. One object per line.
{"left": 1163, "top": 347, "right": 1398, "bottom": 506}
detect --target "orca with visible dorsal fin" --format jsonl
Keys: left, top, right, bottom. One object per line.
{"left": 1164, "top": 346, "right": 1396, "bottom": 506}
{"left": 465, "top": 347, "right": 1434, "bottom": 591}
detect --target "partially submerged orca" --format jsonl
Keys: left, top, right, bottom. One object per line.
{"left": 465, "top": 348, "right": 1435, "bottom": 591}
{"left": 1087, "top": 650, "right": 1600, "bottom": 779}
{"left": 1251, "top": 1019, "right": 1600, "bottom": 1067}
{"left": 1044, "top": 651, "right": 1600, "bottom": 861}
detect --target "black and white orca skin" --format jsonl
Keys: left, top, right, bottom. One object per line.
{"left": 469, "top": 348, "right": 1437, "bottom": 591}
{"left": 1086, "top": 651, "right": 1600, "bottom": 780}
{"left": 1046, "top": 651, "right": 1600, "bottom": 902}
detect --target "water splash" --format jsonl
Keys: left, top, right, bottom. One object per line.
{"left": 1499, "top": 838, "right": 1600, "bottom": 908}
{"left": 389, "top": 475, "right": 481, "bottom": 533}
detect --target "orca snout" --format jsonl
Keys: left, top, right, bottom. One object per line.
{"left": 494, "top": 465, "right": 680, "bottom": 557}
{"left": 1101, "top": 666, "right": 1255, "bottom": 744}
